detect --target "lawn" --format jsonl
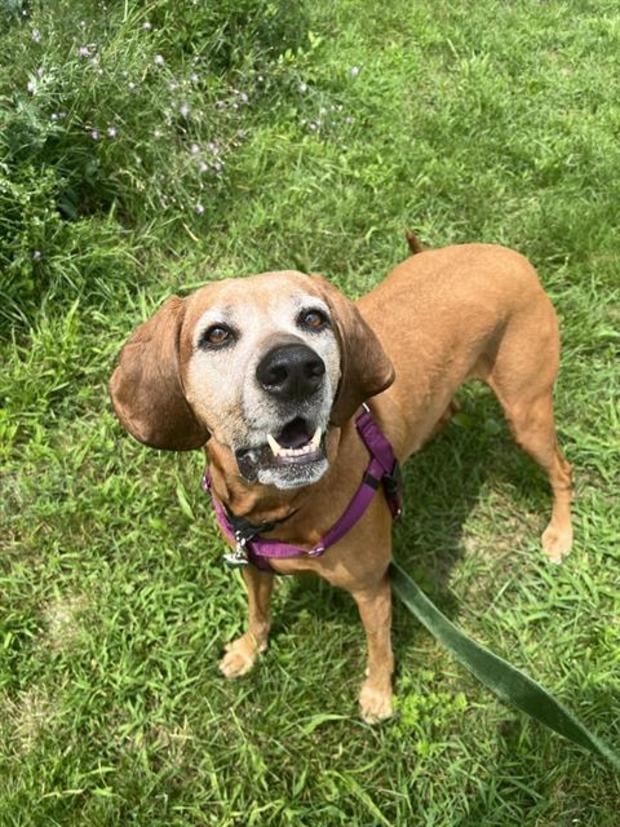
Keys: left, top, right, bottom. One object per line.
{"left": 1, "top": 0, "right": 619, "bottom": 824}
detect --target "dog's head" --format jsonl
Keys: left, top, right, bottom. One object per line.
{"left": 109, "top": 271, "right": 393, "bottom": 489}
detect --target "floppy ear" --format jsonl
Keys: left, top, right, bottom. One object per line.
{"left": 312, "top": 275, "right": 395, "bottom": 425}
{"left": 109, "top": 296, "right": 209, "bottom": 450}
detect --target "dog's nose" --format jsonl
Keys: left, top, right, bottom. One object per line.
{"left": 256, "top": 344, "right": 325, "bottom": 401}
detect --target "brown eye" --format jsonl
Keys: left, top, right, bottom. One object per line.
{"left": 299, "top": 309, "right": 328, "bottom": 330}
{"left": 200, "top": 324, "right": 234, "bottom": 348}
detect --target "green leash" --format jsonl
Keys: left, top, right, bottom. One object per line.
{"left": 390, "top": 561, "right": 620, "bottom": 770}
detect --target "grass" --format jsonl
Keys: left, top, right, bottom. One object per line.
{"left": 1, "top": 0, "right": 619, "bottom": 824}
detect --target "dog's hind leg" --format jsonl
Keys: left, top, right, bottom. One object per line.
{"left": 499, "top": 392, "right": 573, "bottom": 562}
{"left": 219, "top": 565, "right": 274, "bottom": 677}
{"left": 483, "top": 307, "right": 573, "bottom": 562}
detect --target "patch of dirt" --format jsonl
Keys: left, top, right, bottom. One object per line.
{"left": 41, "top": 593, "right": 88, "bottom": 651}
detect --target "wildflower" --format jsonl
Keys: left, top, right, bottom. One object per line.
{"left": 179, "top": 102, "right": 190, "bottom": 117}
{"left": 107, "top": 126, "right": 117, "bottom": 138}
{"left": 128, "top": 81, "right": 136, "bottom": 91}
{"left": 154, "top": 54, "right": 165, "bottom": 66}
{"left": 345, "top": 116, "right": 354, "bottom": 124}
{"left": 198, "top": 161, "right": 208, "bottom": 173}
{"left": 31, "top": 29, "right": 41, "bottom": 44}
{"left": 90, "top": 129, "right": 100, "bottom": 140}
{"left": 257, "top": 74, "right": 264, "bottom": 83}
{"left": 239, "top": 92, "right": 249, "bottom": 104}
{"left": 308, "top": 121, "right": 317, "bottom": 131}
{"left": 190, "top": 142, "right": 200, "bottom": 155}
{"left": 142, "top": 21, "right": 152, "bottom": 31}
{"left": 207, "top": 141, "right": 220, "bottom": 155}
{"left": 27, "top": 79, "right": 36, "bottom": 95}
{"left": 190, "top": 72, "right": 199, "bottom": 83}
{"left": 78, "top": 45, "right": 90, "bottom": 58}
{"left": 215, "top": 100, "right": 226, "bottom": 109}
{"left": 153, "top": 128, "right": 162, "bottom": 138}
{"left": 32, "top": 250, "right": 42, "bottom": 261}
{"left": 169, "top": 81, "right": 178, "bottom": 92}
{"left": 213, "top": 161, "right": 223, "bottom": 173}
{"left": 299, "top": 82, "right": 308, "bottom": 93}
{"left": 350, "top": 66, "right": 360, "bottom": 77}
{"left": 195, "top": 203, "right": 205, "bottom": 215}
{"left": 50, "top": 112, "right": 59, "bottom": 121}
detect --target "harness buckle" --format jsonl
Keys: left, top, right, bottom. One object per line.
{"left": 382, "top": 462, "right": 404, "bottom": 519}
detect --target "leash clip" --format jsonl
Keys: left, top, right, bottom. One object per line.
{"left": 223, "top": 532, "right": 250, "bottom": 567}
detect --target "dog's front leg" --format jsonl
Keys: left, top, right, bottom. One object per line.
{"left": 219, "top": 565, "right": 274, "bottom": 678}
{"left": 352, "top": 573, "right": 394, "bottom": 723}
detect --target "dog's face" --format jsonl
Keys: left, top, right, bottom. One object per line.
{"left": 109, "top": 271, "right": 393, "bottom": 489}
{"left": 184, "top": 272, "right": 340, "bottom": 488}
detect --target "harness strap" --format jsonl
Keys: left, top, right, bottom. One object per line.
{"left": 202, "top": 405, "right": 402, "bottom": 571}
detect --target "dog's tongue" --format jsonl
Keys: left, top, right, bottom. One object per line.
{"left": 277, "top": 417, "right": 310, "bottom": 449}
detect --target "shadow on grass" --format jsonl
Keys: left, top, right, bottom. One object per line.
{"left": 282, "top": 383, "right": 556, "bottom": 656}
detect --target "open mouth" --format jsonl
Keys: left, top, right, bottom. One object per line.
{"left": 266, "top": 417, "right": 323, "bottom": 465}
{"left": 234, "top": 416, "right": 326, "bottom": 481}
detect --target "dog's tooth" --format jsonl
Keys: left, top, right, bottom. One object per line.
{"left": 267, "top": 434, "right": 283, "bottom": 456}
{"left": 310, "top": 426, "right": 322, "bottom": 448}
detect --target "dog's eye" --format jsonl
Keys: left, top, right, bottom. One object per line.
{"left": 299, "top": 308, "right": 329, "bottom": 331}
{"left": 200, "top": 324, "right": 234, "bottom": 348}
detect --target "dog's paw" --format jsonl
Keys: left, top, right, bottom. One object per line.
{"left": 359, "top": 680, "right": 393, "bottom": 724}
{"left": 542, "top": 523, "right": 573, "bottom": 564}
{"left": 218, "top": 634, "right": 266, "bottom": 678}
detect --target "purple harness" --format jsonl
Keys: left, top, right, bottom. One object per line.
{"left": 202, "top": 405, "right": 403, "bottom": 572}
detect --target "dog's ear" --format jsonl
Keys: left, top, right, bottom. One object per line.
{"left": 311, "top": 274, "right": 395, "bottom": 425}
{"left": 109, "top": 296, "right": 209, "bottom": 450}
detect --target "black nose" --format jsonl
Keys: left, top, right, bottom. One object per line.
{"left": 256, "top": 344, "right": 325, "bottom": 401}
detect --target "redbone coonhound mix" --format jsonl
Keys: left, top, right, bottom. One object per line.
{"left": 110, "top": 237, "right": 573, "bottom": 722}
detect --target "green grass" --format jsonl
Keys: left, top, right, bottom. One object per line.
{"left": 1, "top": 0, "right": 620, "bottom": 824}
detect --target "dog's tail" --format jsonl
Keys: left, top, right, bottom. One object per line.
{"left": 405, "top": 230, "right": 425, "bottom": 255}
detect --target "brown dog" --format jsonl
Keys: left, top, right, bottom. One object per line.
{"left": 109, "top": 238, "right": 573, "bottom": 722}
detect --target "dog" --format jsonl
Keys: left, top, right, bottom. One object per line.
{"left": 109, "top": 236, "right": 573, "bottom": 723}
